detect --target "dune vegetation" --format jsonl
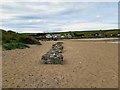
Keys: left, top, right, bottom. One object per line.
{"left": 1, "top": 29, "right": 41, "bottom": 50}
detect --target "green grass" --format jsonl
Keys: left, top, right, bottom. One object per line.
{"left": 1, "top": 29, "right": 41, "bottom": 50}
{"left": 60, "top": 29, "right": 119, "bottom": 37}
{"left": 3, "top": 42, "right": 30, "bottom": 50}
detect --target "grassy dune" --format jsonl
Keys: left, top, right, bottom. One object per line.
{"left": 1, "top": 29, "right": 41, "bottom": 50}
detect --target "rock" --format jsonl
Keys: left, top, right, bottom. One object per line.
{"left": 41, "top": 42, "right": 64, "bottom": 64}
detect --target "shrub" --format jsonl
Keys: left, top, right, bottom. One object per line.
{"left": 3, "top": 42, "right": 30, "bottom": 50}
{"left": 19, "top": 36, "right": 41, "bottom": 45}
{"left": 1, "top": 29, "right": 41, "bottom": 50}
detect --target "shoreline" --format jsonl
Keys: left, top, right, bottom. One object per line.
{"left": 69, "top": 38, "right": 120, "bottom": 43}
{"left": 71, "top": 38, "right": 119, "bottom": 40}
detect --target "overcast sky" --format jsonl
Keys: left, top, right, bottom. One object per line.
{"left": 1, "top": 2, "right": 118, "bottom": 33}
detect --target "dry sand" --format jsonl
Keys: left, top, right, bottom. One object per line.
{"left": 2, "top": 40, "right": 118, "bottom": 88}
{"left": 0, "top": 46, "right": 2, "bottom": 89}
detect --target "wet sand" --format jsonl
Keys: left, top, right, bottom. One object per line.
{"left": 2, "top": 40, "right": 118, "bottom": 88}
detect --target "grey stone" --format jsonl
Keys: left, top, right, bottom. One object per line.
{"left": 41, "top": 42, "right": 64, "bottom": 64}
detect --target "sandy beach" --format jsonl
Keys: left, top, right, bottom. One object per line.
{"left": 2, "top": 40, "right": 118, "bottom": 88}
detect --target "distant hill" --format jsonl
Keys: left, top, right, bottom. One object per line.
{"left": 1, "top": 29, "right": 120, "bottom": 47}
{"left": 20, "top": 29, "right": 119, "bottom": 35}
{"left": 60, "top": 29, "right": 119, "bottom": 35}
{"left": 21, "top": 29, "right": 120, "bottom": 39}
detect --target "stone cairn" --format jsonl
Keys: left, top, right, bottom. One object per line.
{"left": 41, "top": 42, "right": 64, "bottom": 64}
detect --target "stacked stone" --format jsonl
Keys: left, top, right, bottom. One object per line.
{"left": 41, "top": 42, "right": 64, "bottom": 64}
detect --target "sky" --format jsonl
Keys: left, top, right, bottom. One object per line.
{"left": 0, "top": 1, "right": 118, "bottom": 33}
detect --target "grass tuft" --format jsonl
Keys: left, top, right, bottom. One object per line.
{"left": 3, "top": 42, "right": 30, "bottom": 50}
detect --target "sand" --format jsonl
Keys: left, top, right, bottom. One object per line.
{"left": 0, "top": 46, "right": 2, "bottom": 89}
{"left": 2, "top": 40, "right": 118, "bottom": 88}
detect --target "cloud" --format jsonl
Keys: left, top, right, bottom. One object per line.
{"left": 0, "top": 0, "right": 119, "bottom": 3}
{"left": 1, "top": 2, "right": 118, "bottom": 33}
{"left": 61, "top": 22, "right": 118, "bottom": 32}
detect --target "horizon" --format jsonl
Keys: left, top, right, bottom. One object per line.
{"left": 1, "top": 28, "right": 119, "bottom": 34}
{"left": 1, "top": 2, "right": 118, "bottom": 33}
